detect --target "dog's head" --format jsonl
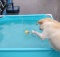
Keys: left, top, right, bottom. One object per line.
{"left": 36, "top": 18, "right": 53, "bottom": 30}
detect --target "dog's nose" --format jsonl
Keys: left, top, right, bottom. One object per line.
{"left": 40, "top": 28, "right": 42, "bottom": 30}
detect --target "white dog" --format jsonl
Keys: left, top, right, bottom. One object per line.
{"left": 32, "top": 18, "right": 60, "bottom": 50}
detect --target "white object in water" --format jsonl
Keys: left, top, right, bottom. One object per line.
{"left": 0, "top": 15, "right": 2, "bottom": 18}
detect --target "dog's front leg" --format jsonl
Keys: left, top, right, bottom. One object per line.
{"left": 32, "top": 30, "right": 47, "bottom": 40}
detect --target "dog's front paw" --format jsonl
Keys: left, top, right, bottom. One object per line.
{"left": 31, "top": 30, "right": 36, "bottom": 34}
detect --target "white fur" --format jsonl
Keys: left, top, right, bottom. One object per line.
{"left": 32, "top": 18, "right": 60, "bottom": 50}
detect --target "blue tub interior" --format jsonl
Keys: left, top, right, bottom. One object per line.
{"left": 0, "top": 14, "right": 53, "bottom": 48}
{"left": 0, "top": 14, "right": 60, "bottom": 57}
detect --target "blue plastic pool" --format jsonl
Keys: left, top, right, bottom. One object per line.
{"left": 0, "top": 14, "right": 60, "bottom": 57}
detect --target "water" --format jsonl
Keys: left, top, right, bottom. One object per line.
{"left": 0, "top": 15, "right": 52, "bottom": 48}
{"left": 0, "top": 21, "right": 51, "bottom": 48}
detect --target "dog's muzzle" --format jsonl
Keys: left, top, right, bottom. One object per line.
{"left": 40, "top": 28, "right": 42, "bottom": 30}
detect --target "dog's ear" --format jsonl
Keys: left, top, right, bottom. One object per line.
{"left": 39, "top": 20, "right": 43, "bottom": 24}
{"left": 36, "top": 20, "right": 43, "bottom": 25}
